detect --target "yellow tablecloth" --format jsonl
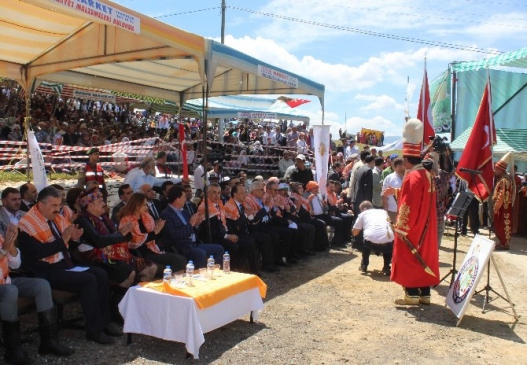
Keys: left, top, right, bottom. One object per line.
{"left": 140, "top": 272, "right": 267, "bottom": 309}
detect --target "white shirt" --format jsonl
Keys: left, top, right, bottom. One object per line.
{"left": 353, "top": 209, "right": 393, "bottom": 244}
{"left": 2, "top": 248, "right": 21, "bottom": 284}
{"left": 345, "top": 145, "right": 360, "bottom": 159}
{"left": 297, "top": 139, "right": 308, "bottom": 154}
{"left": 6, "top": 210, "right": 22, "bottom": 226}
{"left": 127, "top": 169, "right": 181, "bottom": 192}
{"left": 278, "top": 158, "right": 294, "bottom": 177}
{"left": 310, "top": 195, "right": 324, "bottom": 215}
{"left": 193, "top": 165, "right": 206, "bottom": 190}
{"left": 382, "top": 172, "right": 403, "bottom": 212}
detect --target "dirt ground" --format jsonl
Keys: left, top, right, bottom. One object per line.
{"left": 120, "top": 228, "right": 527, "bottom": 365}
{"left": 3, "top": 179, "right": 526, "bottom": 364}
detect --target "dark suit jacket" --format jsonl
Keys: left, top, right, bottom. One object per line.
{"left": 159, "top": 206, "right": 197, "bottom": 254}
{"left": 19, "top": 201, "right": 33, "bottom": 213}
{"left": 111, "top": 201, "right": 125, "bottom": 225}
{"left": 183, "top": 201, "right": 198, "bottom": 216}
{"left": 199, "top": 214, "right": 227, "bottom": 243}
{"left": 353, "top": 165, "right": 373, "bottom": 205}
{"left": 148, "top": 199, "right": 164, "bottom": 220}
{"left": 225, "top": 204, "right": 250, "bottom": 236}
{"left": 19, "top": 231, "right": 70, "bottom": 276}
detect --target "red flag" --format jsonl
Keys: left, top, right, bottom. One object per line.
{"left": 277, "top": 96, "right": 311, "bottom": 108}
{"left": 178, "top": 123, "right": 188, "bottom": 179}
{"left": 417, "top": 68, "right": 434, "bottom": 147}
{"left": 456, "top": 80, "right": 496, "bottom": 202}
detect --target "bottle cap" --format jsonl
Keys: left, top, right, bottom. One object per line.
{"left": 225, "top": 251, "right": 229, "bottom": 254}
{"left": 166, "top": 265, "right": 170, "bottom": 269}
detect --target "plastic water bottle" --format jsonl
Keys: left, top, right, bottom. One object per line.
{"left": 207, "top": 255, "right": 215, "bottom": 279}
{"left": 163, "top": 265, "right": 172, "bottom": 282}
{"left": 223, "top": 251, "right": 230, "bottom": 274}
{"left": 186, "top": 261, "right": 194, "bottom": 286}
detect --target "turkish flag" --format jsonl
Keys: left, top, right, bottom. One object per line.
{"left": 417, "top": 69, "right": 434, "bottom": 147}
{"left": 278, "top": 96, "right": 311, "bottom": 108}
{"left": 456, "top": 80, "right": 496, "bottom": 202}
{"left": 178, "top": 123, "right": 188, "bottom": 179}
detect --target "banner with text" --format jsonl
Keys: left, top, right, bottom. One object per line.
{"left": 73, "top": 89, "right": 116, "bottom": 103}
{"left": 258, "top": 65, "right": 298, "bottom": 88}
{"left": 44, "top": 0, "right": 140, "bottom": 34}
{"left": 313, "top": 125, "right": 330, "bottom": 196}
{"left": 237, "top": 112, "right": 277, "bottom": 119}
{"left": 27, "top": 130, "right": 49, "bottom": 191}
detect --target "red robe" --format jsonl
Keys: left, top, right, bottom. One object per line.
{"left": 492, "top": 174, "right": 513, "bottom": 247}
{"left": 391, "top": 165, "right": 440, "bottom": 288}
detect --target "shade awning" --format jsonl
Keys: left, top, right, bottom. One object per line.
{"left": 1, "top": 0, "right": 324, "bottom": 109}
{"left": 184, "top": 95, "right": 311, "bottom": 122}
{"left": 450, "top": 127, "right": 527, "bottom": 161}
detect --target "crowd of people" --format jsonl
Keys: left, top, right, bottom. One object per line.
{"left": 2, "top": 85, "right": 526, "bottom": 363}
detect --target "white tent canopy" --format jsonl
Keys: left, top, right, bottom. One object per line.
{"left": 1, "top": 0, "right": 324, "bottom": 108}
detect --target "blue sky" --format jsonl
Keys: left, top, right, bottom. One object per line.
{"left": 114, "top": 0, "right": 527, "bottom": 139}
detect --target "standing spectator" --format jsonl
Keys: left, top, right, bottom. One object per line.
{"left": 77, "top": 148, "right": 108, "bottom": 201}
{"left": 278, "top": 151, "right": 294, "bottom": 178}
{"left": 372, "top": 157, "right": 384, "bottom": 209}
{"left": 382, "top": 158, "right": 404, "bottom": 224}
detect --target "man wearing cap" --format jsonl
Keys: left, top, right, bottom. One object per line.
{"left": 78, "top": 147, "right": 108, "bottom": 200}
{"left": 154, "top": 151, "right": 171, "bottom": 179}
{"left": 492, "top": 152, "right": 514, "bottom": 250}
{"left": 383, "top": 119, "right": 439, "bottom": 305}
{"left": 278, "top": 151, "right": 294, "bottom": 177}
{"left": 286, "top": 154, "right": 314, "bottom": 186}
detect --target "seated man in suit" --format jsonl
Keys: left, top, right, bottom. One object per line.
{"left": 139, "top": 184, "right": 164, "bottom": 220}
{"left": 18, "top": 186, "right": 120, "bottom": 346}
{"left": 111, "top": 184, "right": 133, "bottom": 225}
{"left": 183, "top": 184, "right": 198, "bottom": 216}
{"left": 197, "top": 184, "right": 258, "bottom": 274}
{"left": 159, "top": 185, "right": 223, "bottom": 268}
{"left": 224, "top": 184, "right": 279, "bottom": 273}
{"left": 0, "top": 224, "right": 74, "bottom": 364}
{"left": 0, "top": 187, "right": 26, "bottom": 236}
{"left": 18, "top": 182, "right": 38, "bottom": 212}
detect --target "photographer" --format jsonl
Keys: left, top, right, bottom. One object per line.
{"left": 422, "top": 138, "right": 455, "bottom": 247}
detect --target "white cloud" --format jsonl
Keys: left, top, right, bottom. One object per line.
{"left": 356, "top": 94, "right": 404, "bottom": 112}
{"left": 223, "top": 35, "right": 474, "bottom": 93}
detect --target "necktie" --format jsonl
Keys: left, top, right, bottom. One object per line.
{"left": 186, "top": 202, "right": 194, "bottom": 215}
{"left": 47, "top": 220, "right": 75, "bottom": 269}
{"left": 150, "top": 203, "right": 159, "bottom": 220}
{"left": 239, "top": 203, "right": 245, "bottom": 216}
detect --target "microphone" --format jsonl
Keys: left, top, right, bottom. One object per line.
{"left": 459, "top": 168, "right": 482, "bottom": 175}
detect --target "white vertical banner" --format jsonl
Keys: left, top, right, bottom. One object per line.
{"left": 312, "top": 125, "right": 330, "bottom": 196}
{"left": 27, "top": 131, "right": 48, "bottom": 191}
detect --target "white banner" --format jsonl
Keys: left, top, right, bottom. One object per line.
{"left": 73, "top": 89, "right": 116, "bottom": 103}
{"left": 258, "top": 65, "right": 298, "bottom": 88}
{"left": 44, "top": 0, "right": 141, "bottom": 34}
{"left": 237, "top": 112, "right": 277, "bottom": 119}
{"left": 446, "top": 235, "right": 494, "bottom": 322}
{"left": 27, "top": 131, "right": 49, "bottom": 192}
{"left": 312, "top": 125, "right": 330, "bottom": 196}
